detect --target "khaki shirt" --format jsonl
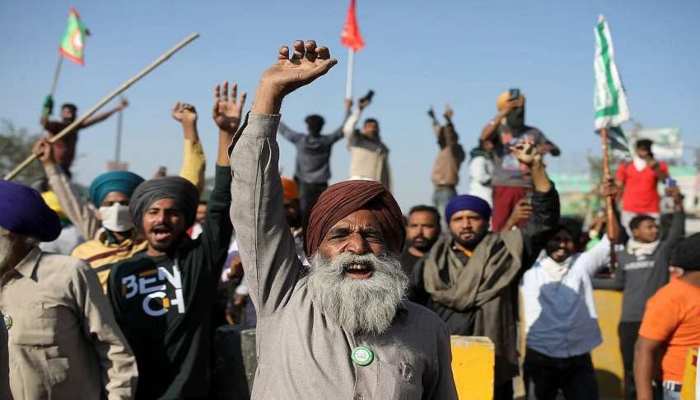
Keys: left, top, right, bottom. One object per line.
{"left": 230, "top": 114, "right": 457, "bottom": 399}
{"left": 0, "top": 247, "right": 137, "bottom": 399}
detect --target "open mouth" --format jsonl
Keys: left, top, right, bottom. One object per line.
{"left": 152, "top": 227, "right": 173, "bottom": 242}
{"left": 343, "top": 262, "right": 374, "bottom": 280}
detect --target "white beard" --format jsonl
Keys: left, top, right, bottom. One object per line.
{"left": 306, "top": 252, "right": 408, "bottom": 335}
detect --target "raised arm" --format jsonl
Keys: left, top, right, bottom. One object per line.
{"left": 230, "top": 40, "right": 336, "bottom": 317}
{"left": 172, "top": 102, "right": 206, "bottom": 193}
{"left": 81, "top": 98, "right": 128, "bottom": 128}
{"left": 34, "top": 139, "right": 101, "bottom": 239}
{"left": 512, "top": 140, "right": 560, "bottom": 266}
{"left": 342, "top": 96, "right": 370, "bottom": 141}
{"left": 641, "top": 188, "right": 685, "bottom": 296}
{"left": 326, "top": 99, "right": 354, "bottom": 143}
{"left": 277, "top": 121, "right": 304, "bottom": 143}
{"left": 480, "top": 97, "right": 521, "bottom": 141}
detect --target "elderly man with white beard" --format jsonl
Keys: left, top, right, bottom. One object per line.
{"left": 229, "top": 40, "right": 457, "bottom": 399}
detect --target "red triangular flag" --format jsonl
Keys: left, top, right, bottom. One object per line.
{"left": 340, "top": 0, "right": 365, "bottom": 51}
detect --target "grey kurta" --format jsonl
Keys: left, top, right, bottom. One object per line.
{"left": 229, "top": 113, "right": 457, "bottom": 400}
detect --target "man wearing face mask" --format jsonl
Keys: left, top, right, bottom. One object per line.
{"left": 480, "top": 90, "right": 560, "bottom": 231}
{"left": 520, "top": 183, "right": 620, "bottom": 400}
{"left": 34, "top": 102, "right": 207, "bottom": 291}
{"left": 106, "top": 81, "right": 240, "bottom": 399}
{"left": 615, "top": 139, "right": 669, "bottom": 236}
{"left": 411, "top": 140, "right": 560, "bottom": 400}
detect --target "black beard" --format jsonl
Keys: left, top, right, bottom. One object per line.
{"left": 411, "top": 236, "right": 437, "bottom": 253}
{"left": 453, "top": 229, "right": 488, "bottom": 250}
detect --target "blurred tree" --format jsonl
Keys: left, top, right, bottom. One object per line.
{"left": 0, "top": 119, "right": 44, "bottom": 186}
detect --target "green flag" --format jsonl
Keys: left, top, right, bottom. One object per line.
{"left": 594, "top": 15, "right": 630, "bottom": 130}
{"left": 59, "top": 8, "right": 89, "bottom": 65}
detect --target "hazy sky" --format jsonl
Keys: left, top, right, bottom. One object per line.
{"left": 2, "top": 0, "right": 699, "bottom": 210}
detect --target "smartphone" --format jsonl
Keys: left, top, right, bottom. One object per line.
{"left": 509, "top": 88, "right": 520, "bottom": 101}
{"left": 360, "top": 90, "right": 374, "bottom": 104}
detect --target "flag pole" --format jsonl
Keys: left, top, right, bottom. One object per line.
{"left": 5, "top": 32, "right": 200, "bottom": 181}
{"left": 345, "top": 48, "right": 354, "bottom": 99}
{"left": 600, "top": 127, "right": 617, "bottom": 270}
{"left": 49, "top": 55, "right": 64, "bottom": 97}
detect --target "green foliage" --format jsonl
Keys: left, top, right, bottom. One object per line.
{"left": 0, "top": 119, "right": 44, "bottom": 186}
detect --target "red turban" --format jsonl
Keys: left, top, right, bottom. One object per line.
{"left": 305, "top": 180, "right": 405, "bottom": 256}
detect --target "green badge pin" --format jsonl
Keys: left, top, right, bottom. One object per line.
{"left": 351, "top": 346, "right": 374, "bottom": 366}
{"left": 3, "top": 314, "right": 12, "bottom": 330}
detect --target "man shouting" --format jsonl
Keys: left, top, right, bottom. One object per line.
{"left": 229, "top": 40, "right": 457, "bottom": 399}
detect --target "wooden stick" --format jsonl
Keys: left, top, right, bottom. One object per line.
{"left": 600, "top": 127, "right": 617, "bottom": 270}
{"left": 4, "top": 32, "right": 200, "bottom": 181}
{"left": 49, "top": 55, "right": 64, "bottom": 97}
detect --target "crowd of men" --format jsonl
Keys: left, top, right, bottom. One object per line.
{"left": 1, "top": 39, "right": 698, "bottom": 400}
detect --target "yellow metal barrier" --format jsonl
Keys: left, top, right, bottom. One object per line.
{"left": 451, "top": 336, "right": 495, "bottom": 400}
{"left": 680, "top": 347, "right": 697, "bottom": 400}
{"left": 591, "top": 289, "right": 625, "bottom": 399}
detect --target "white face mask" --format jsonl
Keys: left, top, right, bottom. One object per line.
{"left": 99, "top": 204, "right": 134, "bottom": 233}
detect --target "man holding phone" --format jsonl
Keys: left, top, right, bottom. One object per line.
{"left": 480, "top": 88, "right": 561, "bottom": 231}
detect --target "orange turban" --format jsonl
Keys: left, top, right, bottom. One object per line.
{"left": 496, "top": 90, "right": 525, "bottom": 111}
{"left": 305, "top": 180, "right": 405, "bottom": 256}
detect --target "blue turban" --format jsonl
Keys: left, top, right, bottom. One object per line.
{"left": 0, "top": 181, "right": 61, "bottom": 242}
{"left": 89, "top": 171, "right": 144, "bottom": 207}
{"left": 445, "top": 194, "right": 492, "bottom": 223}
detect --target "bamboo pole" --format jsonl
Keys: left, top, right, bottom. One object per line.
{"left": 600, "top": 127, "right": 617, "bottom": 270}
{"left": 4, "top": 32, "right": 200, "bottom": 181}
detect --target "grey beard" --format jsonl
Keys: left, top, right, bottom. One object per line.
{"left": 306, "top": 252, "right": 408, "bottom": 335}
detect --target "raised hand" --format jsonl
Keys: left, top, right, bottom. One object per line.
{"left": 510, "top": 138, "right": 541, "bottom": 166}
{"left": 172, "top": 102, "right": 198, "bottom": 125}
{"left": 443, "top": 104, "right": 454, "bottom": 120}
{"left": 599, "top": 179, "right": 619, "bottom": 198}
{"left": 213, "top": 81, "right": 246, "bottom": 133}
{"left": 510, "top": 198, "right": 534, "bottom": 221}
{"left": 253, "top": 40, "right": 337, "bottom": 114}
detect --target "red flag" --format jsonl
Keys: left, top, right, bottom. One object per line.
{"left": 340, "top": 0, "right": 365, "bottom": 51}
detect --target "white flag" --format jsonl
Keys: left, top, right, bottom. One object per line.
{"left": 594, "top": 15, "right": 630, "bottom": 129}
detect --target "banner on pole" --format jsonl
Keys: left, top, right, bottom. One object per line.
{"left": 60, "top": 8, "right": 90, "bottom": 65}
{"left": 341, "top": 0, "right": 365, "bottom": 51}
{"left": 594, "top": 15, "right": 630, "bottom": 130}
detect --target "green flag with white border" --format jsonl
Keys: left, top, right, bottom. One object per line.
{"left": 59, "top": 8, "right": 89, "bottom": 65}
{"left": 594, "top": 15, "right": 630, "bottom": 130}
